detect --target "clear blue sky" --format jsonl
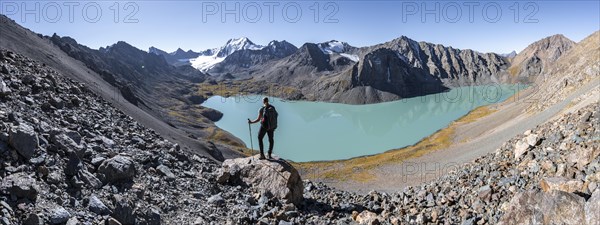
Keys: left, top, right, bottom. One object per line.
{"left": 2, "top": 1, "right": 598, "bottom": 53}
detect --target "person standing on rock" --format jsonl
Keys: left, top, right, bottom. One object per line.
{"left": 248, "top": 97, "right": 278, "bottom": 160}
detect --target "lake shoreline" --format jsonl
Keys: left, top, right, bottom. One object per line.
{"left": 202, "top": 84, "right": 524, "bottom": 162}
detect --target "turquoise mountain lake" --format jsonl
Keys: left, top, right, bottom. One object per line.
{"left": 201, "top": 85, "right": 524, "bottom": 162}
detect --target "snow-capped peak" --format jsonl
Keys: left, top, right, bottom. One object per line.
{"left": 218, "top": 37, "right": 264, "bottom": 56}
{"left": 191, "top": 37, "right": 266, "bottom": 72}
{"left": 318, "top": 40, "right": 359, "bottom": 62}
{"left": 319, "top": 40, "right": 345, "bottom": 54}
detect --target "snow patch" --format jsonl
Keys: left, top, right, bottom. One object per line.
{"left": 340, "top": 53, "right": 359, "bottom": 62}
{"left": 190, "top": 55, "right": 226, "bottom": 72}
{"left": 319, "top": 40, "right": 345, "bottom": 54}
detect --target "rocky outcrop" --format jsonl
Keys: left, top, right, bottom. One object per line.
{"left": 217, "top": 156, "right": 304, "bottom": 205}
{"left": 197, "top": 107, "right": 223, "bottom": 122}
{"left": 509, "top": 34, "right": 576, "bottom": 81}
{"left": 526, "top": 31, "right": 599, "bottom": 113}
{"left": 498, "top": 190, "right": 593, "bottom": 225}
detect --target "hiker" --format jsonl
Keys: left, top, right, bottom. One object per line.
{"left": 248, "top": 97, "right": 278, "bottom": 160}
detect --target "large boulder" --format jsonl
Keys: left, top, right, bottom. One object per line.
{"left": 540, "top": 177, "right": 585, "bottom": 193}
{"left": 0, "top": 173, "right": 39, "bottom": 200}
{"left": 97, "top": 155, "right": 136, "bottom": 183}
{"left": 217, "top": 156, "right": 303, "bottom": 205}
{"left": 498, "top": 190, "right": 587, "bottom": 225}
{"left": 586, "top": 189, "right": 600, "bottom": 225}
{"left": 8, "top": 123, "right": 39, "bottom": 159}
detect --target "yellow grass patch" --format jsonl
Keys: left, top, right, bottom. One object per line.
{"left": 295, "top": 105, "right": 496, "bottom": 182}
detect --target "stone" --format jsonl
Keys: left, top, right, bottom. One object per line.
{"left": 217, "top": 156, "right": 303, "bottom": 205}
{"left": 540, "top": 177, "right": 584, "bottom": 193}
{"left": 49, "top": 96, "right": 64, "bottom": 109}
{"left": 498, "top": 190, "right": 586, "bottom": 225}
{"left": 91, "top": 157, "right": 106, "bottom": 166}
{"left": 136, "top": 207, "right": 160, "bottom": 225}
{"left": 8, "top": 123, "right": 38, "bottom": 159}
{"left": 514, "top": 139, "right": 529, "bottom": 159}
{"left": 526, "top": 134, "right": 540, "bottom": 146}
{"left": 0, "top": 80, "right": 10, "bottom": 96}
{"left": 21, "top": 74, "right": 36, "bottom": 85}
{"left": 47, "top": 171, "right": 62, "bottom": 184}
{"left": 278, "top": 221, "right": 293, "bottom": 225}
{"left": 51, "top": 132, "right": 84, "bottom": 156}
{"left": 0, "top": 65, "right": 9, "bottom": 74}
{"left": 65, "top": 217, "right": 78, "bottom": 225}
{"left": 193, "top": 217, "right": 206, "bottom": 225}
{"left": 65, "top": 152, "right": 83, "bottom": 176}
{"left": 156, "top": 165, "right": 176, "bottom": 180}
{"left": 112, "top": 194, "right": 135, "bottom": 225}
{"left": 208, "top": 193, "right": 225, "bottom": 206}
{"left": 586, "top": 189, "right": 600, "bottom": 225}
{"left": 49, "top": 207, "right": 70, "bottom": 224}
{"left": 0, "top": 201, "right": 11, "bottom": 213}
{"left": 478, "top": 185, "right": 492, "bottom": 201}
{"left": 354, "top": 210, "right": 379, "bottom": 225}
{"left": 98, "top": 155, "right": 135, "bottom": 183}
{"left": 569, "top": 145, "right": 600, "bottom": 169}
{"left": 89, "top": 195, "right": 111, "bottom": 215}
{"left": 79, "top": 169, "right": 102, "bottom": 189}
{"left": 0, "top": 173, "right": 39, "bottom": 200}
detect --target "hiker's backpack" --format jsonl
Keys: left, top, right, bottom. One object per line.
{"left": 262, "top": 105, "right": 278, "bottom": 130}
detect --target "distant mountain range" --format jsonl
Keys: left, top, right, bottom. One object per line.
{"left": 0, "top": 13, "right": 591, "bottom": 105}
{"left": 150, "top": 37, "right": 297, "bottom": 73}
{"left": 149, "top": 36, "right": 517, "bottom": 103}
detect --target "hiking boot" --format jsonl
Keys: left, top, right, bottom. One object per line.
{"left": 259, "top": 154, "right": 266, "bottom": 160}
{"left": 268, "top": 152, "right": 272, "bottom": 159}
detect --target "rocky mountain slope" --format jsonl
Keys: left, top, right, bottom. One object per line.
{"left": 0, "top": 14, "right": 243, "bottom": 161}
{"left": 526, "top": 31, "right": 600, "bottom": 112}
{"left": 0, "top": 50, "right": 253, "bottom": 224}
{"left": 509, "top": 34, "right": 576, "bottom": 82}
{"left": 1, "top": 49, "right": 597, "bottom": 224}
{"left": 48, "top": 35, "right": 206, "bottom": 109}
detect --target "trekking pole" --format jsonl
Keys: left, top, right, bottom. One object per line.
{"left": 248, "top": 120, "right": 254, "bottom": 158}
